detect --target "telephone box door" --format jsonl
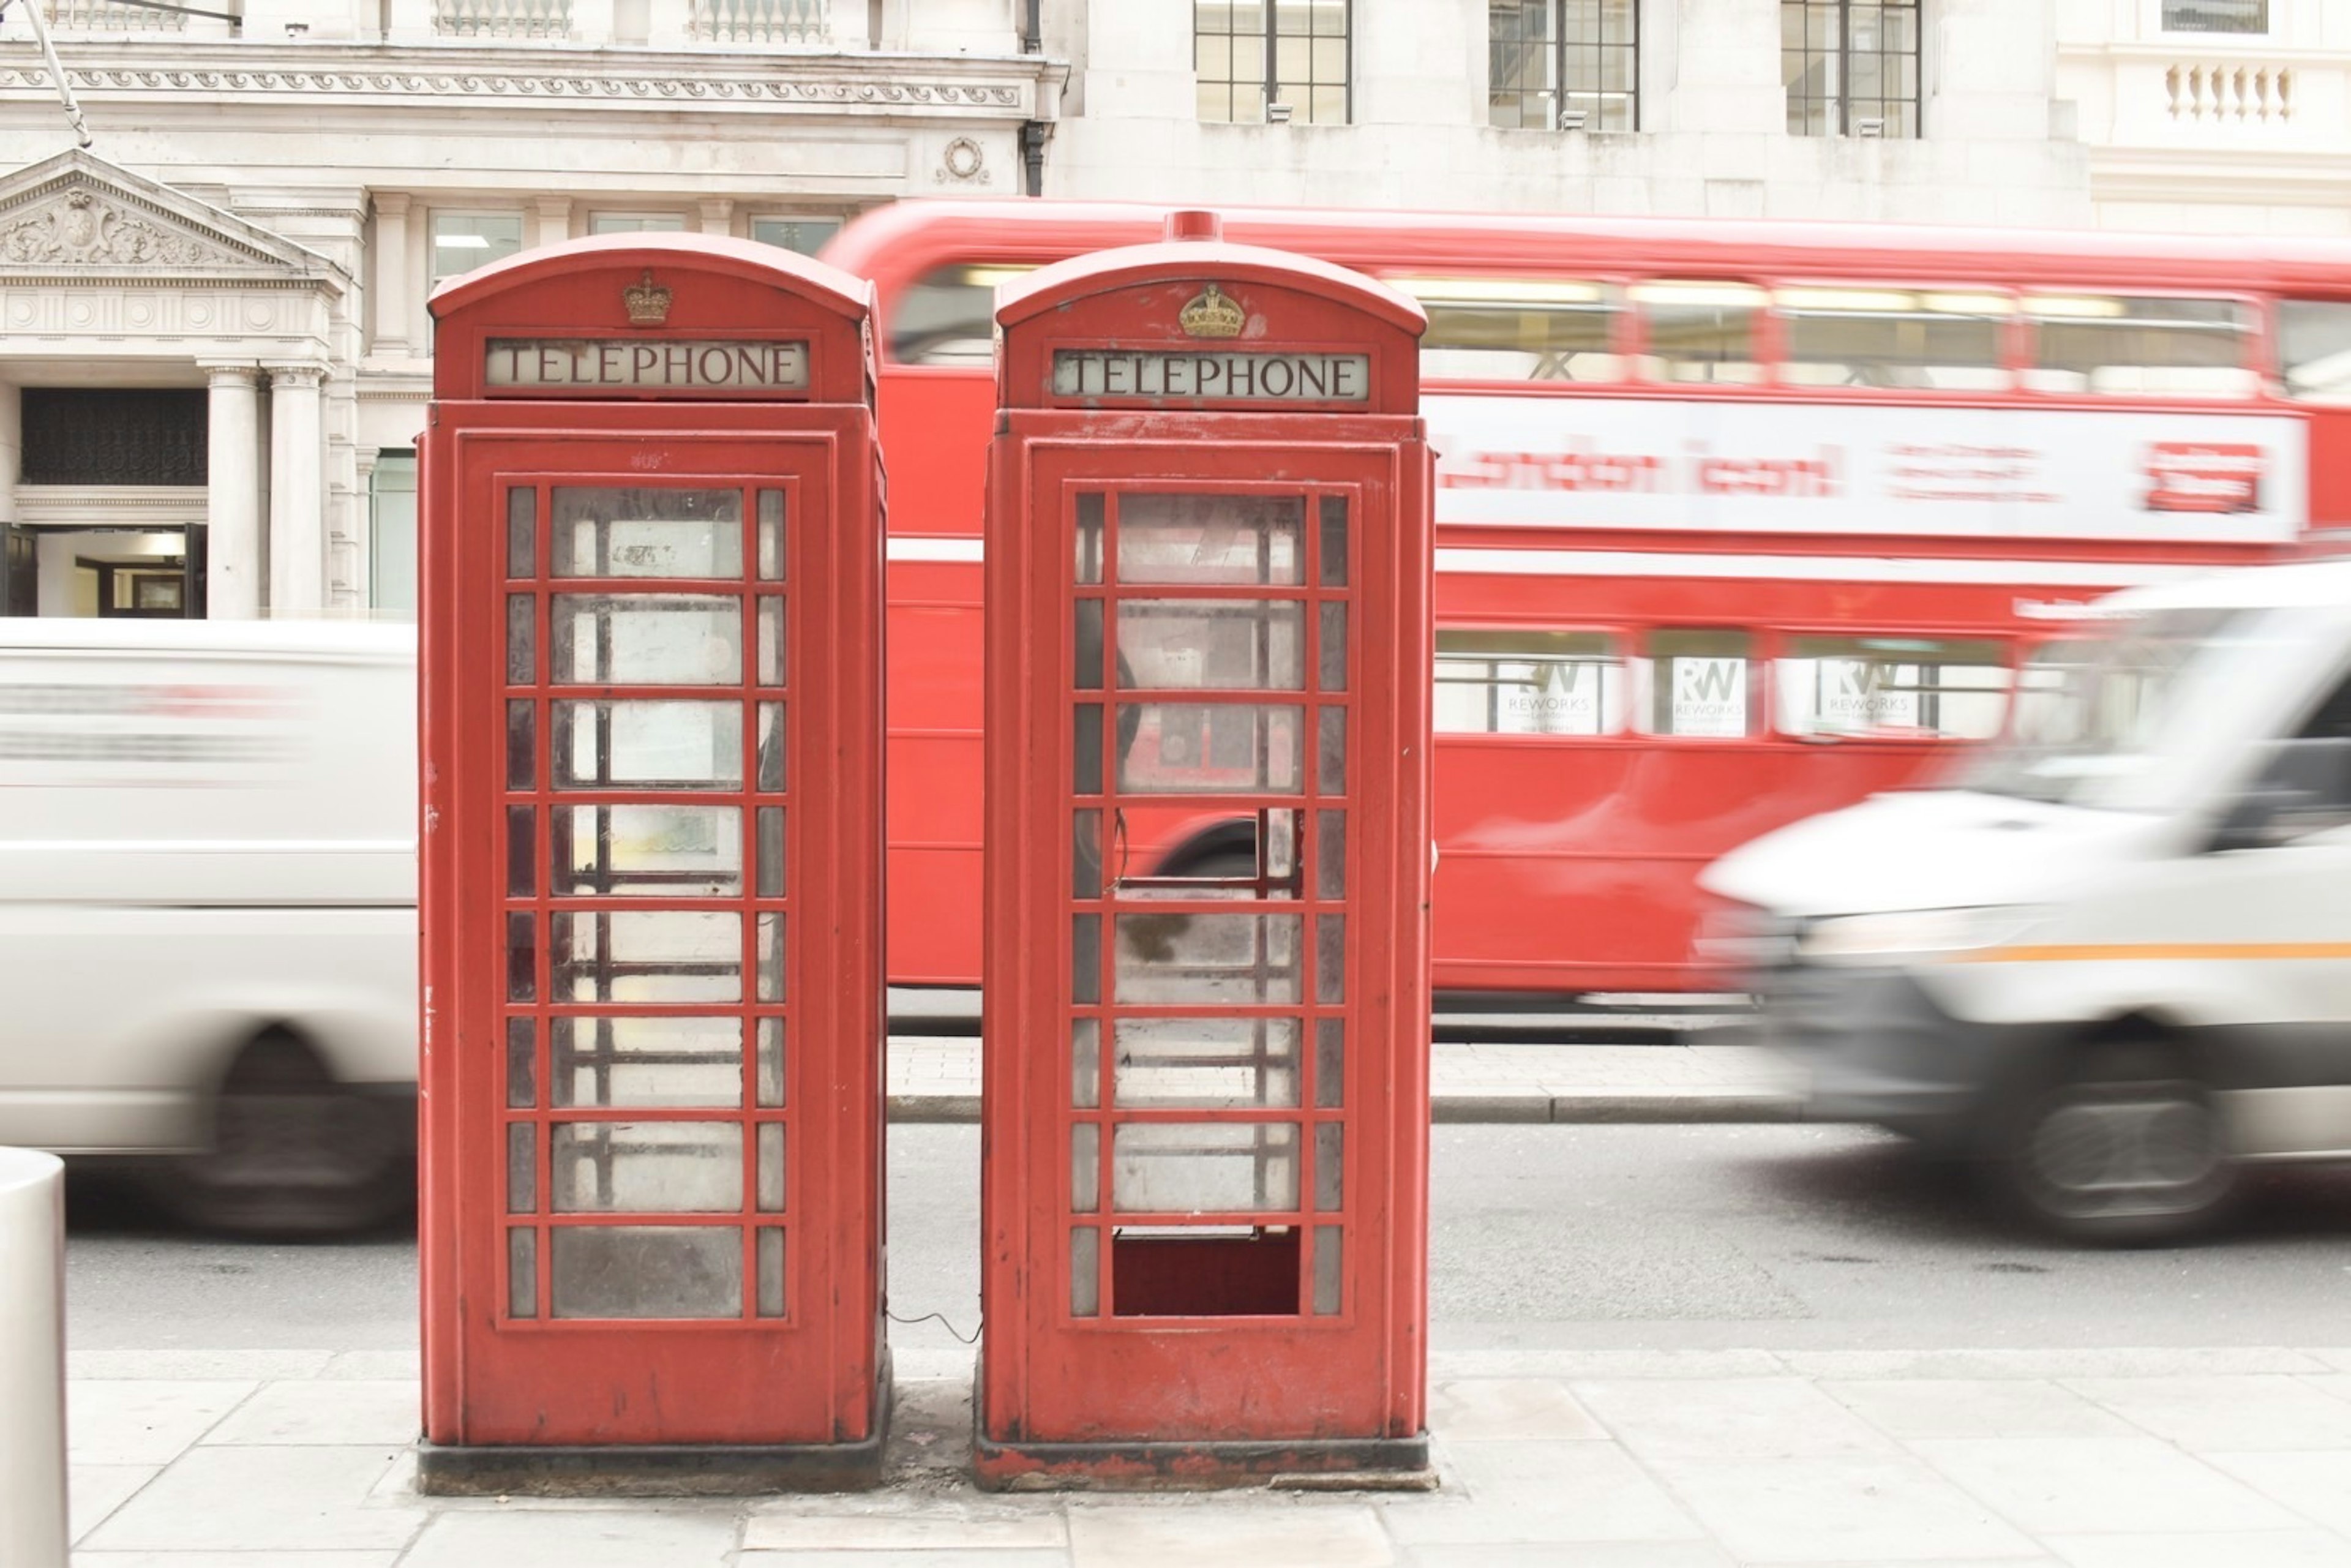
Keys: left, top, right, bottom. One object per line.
{"left": 429, "top": 424, "right": 878, "bottom": 1450}
{"left": 983, "top": 431, "right": 1429, "bottom": 1461}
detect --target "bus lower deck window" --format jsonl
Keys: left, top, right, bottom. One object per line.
{"left": 1435, "top": 629, "right": 1623, "bottom": 735}
{"left": 1638, "top": 630, "right": 1756, "bottom": 737}
{"left": 2023, "top": 294, "right": 2255, "bottom": 398}
{"left": 1777, "top": 637, "right": 2011, "bottom": 740}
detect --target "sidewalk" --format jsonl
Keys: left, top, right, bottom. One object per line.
{"left": 888, "top": 1037, "right": 1802, "bottom": 1124}
{"left": 62, "top": 1343, "right": 2351, "bottom": 1565}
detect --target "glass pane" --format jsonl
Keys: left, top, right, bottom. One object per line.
{"left": 757, "top": 703, "right": 786, "bottom": 792}
{"left": 1633, "top": 283, "right": 1766, "bottom": 384}
{"left": 552, "top": 1121, "right": 744, "bottom": 1212}
{"left": 550, "top": 910, "right": 741, "bottom": 1002}
{"left": 1117, "top": 493, "right": 1303, "bottom": 585}
{"left": 1639, "top": 630, "right": 1753, "bottom": 737}
{"left": 1118, "top": 601, "right": 1305, "bottom": 691}
{"left": 1776, "top": 636, "right": 2012, "bottom": 740}
{"left": 1318, "top": 706, "right": 1347, "bottom": 794}
{"left": 1315, "top": 1018, "right": 1344, "bottom": 1108}
{"left": 757, "top": 913, "right": 785, "bottom": 1002}
{"left": 550, "top": 1225, "right": 741, "bottom": 1318}
{"left": 757, "top": 490, "right": 785, "bottom": 581}
{"left": 1112, "top": 1122, "right": 1299, "bottom": 1212}
{"left": 1117, "top": 704, "right": 1303, "bottom": 793}
{"left": 1071, "top": 1122, "right": 1100, "bottom": 1212}
{"left": 757, "top": 1123, "right": 785, "bottom": 1212}
{"left": 1314, "top": 1122, "right": 1343, "bottom": 1210}
{"left": 553, "top": 487, "right": 743, "bottom": 578}
{"left": 1112, "top": 1016, "right": 1300, "bottom": 1107}
{"left": 2279, "top": 301, "right": 2351, "bottom": 404}
{"left": 1073, "top": 913, "right": 1101, "bottom": 1004}
{"left": 1316, "top": 913, "right": 1345, "bottom": 1003}
{"left": 1438, "top": 629, "right": 1623, "bottom": 735}
{"left": 507, "top": 486, "right": 536, "bottom": 579}
{"left": 1777, "top": 287, "right": 2009, "bottom": 392}
{"left": 509, "top": 1226, "right": 536, "bottom": 1318}
{"left": 1071, "top": 1226, "right": 1099, "bottom": 1316}
{"left": 1410, "top": 281, "right": 1627, "bottom": 383}
{"left": 1316, "top": 809, "right": 1345, "bottom": 899}
{"left": 1319, "top": 602, "right": 1348, "bottom": 692}
{"left": 2025, "top": 295, "right": 2254, "bottom": 397}
{"left": 552, "top": 595, "right": 743, "bottom": 686}
{"left": 1318, "top": 495, "right": 1348, "bottom": 586}
{"left": 1073, "top": 808, "right": 1103, "bottom": 899}
{"left": 1074, "top": 704, "right": 1104, "bottom": 795}
{"left": 757, "top": 807, "right": 785, "bottom": 897}
{"left": 506, "top": 911, "right": 536, "bottom": 1002}
{"left": 508, "top": 1122, "right": 535, "bottom": 1213}
{"left": 507, "top": 700, "right": 535, "bottom": 789}
{"left": 507, "top": 1016, "right": 535, "bottom": 1108}
{"left": 756, "top": 1018, "right": 785, "bottom": 1108}
{"left": 757, "top": 599, "right": 784, "bottom": 686}
{"left": 553, "top": 700, "right": 743, "bottom": 790}
{"left": 757, "top": 1228, "right": 785, "bottom": 1316}
{"left": 1076, "top": 493, "right": 1105, "bottom": 583}
{"left": 1073, "top": 1018, "right": 1101, "bottom": 1108}
{"left": 507, "top": 805, "right": 534, "bottom": 898}
{"left": 1114, "top": 912, "right": 1301, "bottom": 1004}
{"left": 1074, "top": 600, "right": 1105, "bottom": 689}
{"left": 552, "top": 1015, "right": 744, "bottom": 1108}
{"left": 506, "top": 594, "right": 534, "bottom": 683}
{"left": 553, "top": 804, "right": 741, "bottom": 898}
{"left": 1313, "top": 1225, "right": 1342, "bottom": 1313}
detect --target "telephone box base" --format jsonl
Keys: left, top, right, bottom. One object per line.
{"left": 418, "top": 1365, "right": 890, "bottom": 1498}
{"left": 971, "top": 1426, "right": 1431, "bottom": 1493}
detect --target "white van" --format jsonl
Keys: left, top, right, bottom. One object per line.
{"left": 1702, "top": 558, "right": 2351, "bottom": 1244}
{"left": 0, "top": 619, "right": 416, "bottom": 1233}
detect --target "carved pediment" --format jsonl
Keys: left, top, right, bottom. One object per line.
{"left": 0, "top": 148, "right": 340, "bottom": 283}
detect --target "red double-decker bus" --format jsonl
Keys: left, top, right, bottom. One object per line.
{"left": 822, "top": 201, "right": 2351, "bottom": 999}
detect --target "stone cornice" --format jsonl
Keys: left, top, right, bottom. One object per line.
{"left": 0, "top": 42, "right": 1056, "bottom": 119}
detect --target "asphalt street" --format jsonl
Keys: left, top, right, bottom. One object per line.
{"left": 60, "top": 1123, "right": 2351, "bottom": 1357}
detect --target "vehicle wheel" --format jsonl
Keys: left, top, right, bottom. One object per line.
{"left": 158, "top": 1032, "right": 411, "bottom": 1237}
{"left": 1993, "top": 1041, "right": 2235, "bottom": 1246}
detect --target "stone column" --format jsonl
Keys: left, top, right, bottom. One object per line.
{"left": 203, "top": 365, "right": 266, "bottom": 620}
{"left": 373, "top": 193, "right": 413, "bottom": 358}
{"left": 533, "top": 194, "right": 572, "bottom": 252}
{"left": 266, "top": 366, "right": 327, "bottom": 617}
{"left": 698, "top": 198, "right": 734, "bottom": 237}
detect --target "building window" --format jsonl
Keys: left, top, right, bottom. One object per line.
{"left": 1783, "top": 0, "right": 1921, "bottom": 138}
{"left": 2162, "top": 0, "right": 2266, "bottom": 32}
{"left": 751, "top": 216, "right": 844, "bottom": 256}
{"left": 1488, "top": 2, "right": 1638, "bottom": 132}
{"left": 589, "top": 213, "right": 689, "bottom": 234}
{"left": 430, "top": 211, "right": 524, "bottom": 289}
{"left": 371, "top": 452, "right": 418, "bottom": 619}
{"left": 21, "top": 389, "right": 206, "bottom": 486}
{"left": 1195, "top": 1, "right": 1351, "bottom": 126}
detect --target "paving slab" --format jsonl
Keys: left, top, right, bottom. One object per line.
{"left": 2205, "top": 1450, "right": 2351, "bottom": 1535}
{"left": 67, "top": 1379, "right": 255, "bottom": 1463}
{"left": 1908, "top": 1435, "right": 2308, "bottom": 1535}
{"left": 200, "top": 1379, "right": 421, "bottom": 1447}
{"left": 1571, "top": 1376, "right": 1898, "bottom": 1461}
{"left": 1428, "top": 1377, "right": 1609, "bottom": 1441}
{"left": 1642, "top": 1451, "right": 2044, "bottom": 1562}
{"left": 742, "top": 1510, "right": 1068, "bottom": 1550}
{"left": 1822, "top": 1378, "right": 2141, "bottom": 1441}
{"left": 2041, "top": 1531, "right": 2351, "bottom": 1568}
{"left": 397, "top": 1507, "right": 739, "bottom": 1568}
{"left": 1065, "top": 1503, "right": 1393, "bottom": 1568}
{"left": 1383, "top": 1441, "right": 1705, "bottom": 1547}
{"left": 67, "top": 1462, "right": 157, "bottom": 1544}
{"left": 2059, "top": 1375, "right": 2351, "bottom": 1453}
{"left": 78, "top": 1445, "right": 424, "bottom": 1554}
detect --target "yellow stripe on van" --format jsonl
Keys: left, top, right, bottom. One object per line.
{"left": 1957, "top": 942, "right": 2351, "bottom": 964}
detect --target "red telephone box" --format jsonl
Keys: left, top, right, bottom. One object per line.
{"left": 978, "top": 212, "right": 1433, "bottom": 1485}
{"left": 416, "top": 234, "right": 885, "bottom": 1493}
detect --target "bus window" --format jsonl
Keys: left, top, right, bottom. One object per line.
{"left": 1775, "top": 286, "right": 2011, "bottom": 392}
{"left": 1638, "top": 629, "right": 1757, "bottom": 737}
{"left": 1632, "top": 282, "right": 1766, "bottom": 385}
{"left": 1777, "top": 636, "right": 2011, "bottom": 740}
{"left": 2278, "top": 301, "right": 2351, "bottom": 404}
{"left": 2022, "top": 294, "right": 2255, "bottom": 398}
{"left": 887, "top": 261, "right": 1037, "bottom": 366}
{"left": 1392, "top": 277, "right": 1626, "bottom": 384}
{"left": 1435, "top": 629, "right": 1622, "bottom": 735}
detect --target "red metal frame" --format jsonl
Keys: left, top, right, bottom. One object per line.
{"left": 977, "top": 222, "right": 1433, "bottom": 1481}
{"left": 825, "top": 202, "right": 2351, "bottom": 997}
{"left": 419, "top": 236, "right": 885, "bottom": 1472}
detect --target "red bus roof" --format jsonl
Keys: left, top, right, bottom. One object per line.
{"left": 826, "top": 198, "right": 2351, "bottom": 297}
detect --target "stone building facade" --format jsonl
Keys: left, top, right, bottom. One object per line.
{"left": 0, "top": 0, "right": 2342, "bottom": 618}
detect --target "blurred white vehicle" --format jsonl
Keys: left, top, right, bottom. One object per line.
{"left": 1704, "top": 558, "right": 2351, "bottom": 1244}
{"left": 0, "top": 619, "right": 416, "bottom": 1232}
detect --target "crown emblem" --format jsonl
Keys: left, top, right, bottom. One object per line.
{"left": 622, "top": 270, "right": 672, "bottom": 327}
{"left": 1178, "top": 283, "right": 1245, "bottom": 339}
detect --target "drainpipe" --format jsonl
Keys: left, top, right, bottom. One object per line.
{"left": 1020, "top": 120, "right": 1049, "bottom": 198}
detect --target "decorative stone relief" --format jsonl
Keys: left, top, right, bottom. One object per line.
{"left": 0, "top": 186, "right": 247, "bottom": 268}
{"left": 0, "top": 66, "right": 1027, "bottom": 108}
{"left": 936, "top": 135, "right": 989, "bottom": 185}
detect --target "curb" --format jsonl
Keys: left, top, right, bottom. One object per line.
{"left": 888, "top": 1090, "right": 1804, "bottom": 1126}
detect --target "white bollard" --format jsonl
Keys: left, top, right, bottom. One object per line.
{"left": 0, "top": 1148, "right": 67, "bottom": 1568}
